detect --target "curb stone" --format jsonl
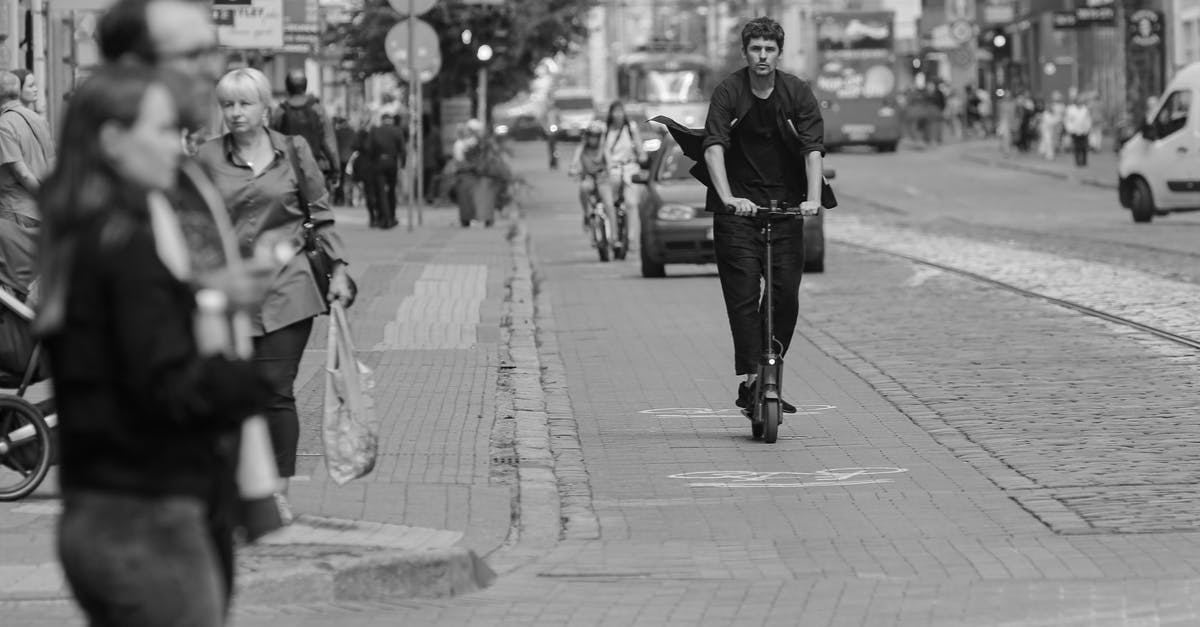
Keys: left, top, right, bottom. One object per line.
{"left": 238, "top": 547, "right": 495, "bottom": 606}
{"left": 961, "top": 151, "right": 1116, "bottom": 190}
{"left": 526, "top": 230, "right": 600, "bottom": 542}
{"left": 485, "top": 220, "right": 563, "bottom": 574}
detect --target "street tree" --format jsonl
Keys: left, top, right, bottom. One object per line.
{"left": 329, "top": 0, "right": 590, "bottom": 107}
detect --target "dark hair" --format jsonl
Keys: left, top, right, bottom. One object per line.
{"left": 97, "top": 0, "right": 159, "bottom": 64}
{"left": 605, "top": 100, "right": 632, "bottom": 143}
{"left": 284, "top": 69, "right": 307, "bottom": 96}
{"left": 741, "top": 17, "right": 785, "bottom": 51}
{"left": 36, "top": 65, "right": 177, "bottom": 335}
{"left": 10, "top": 69, "right": 31, "bottom": 90}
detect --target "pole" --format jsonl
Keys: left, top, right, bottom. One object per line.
{"left": 478, "top": 65, "right": 487, "bottom": 124}
{"left": 406, "top": 0, "right": 416, "bottom": 232}
{"left": 415, "top": 77, "right": 424, "bottom": 225}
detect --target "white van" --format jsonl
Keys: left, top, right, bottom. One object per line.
{"left": 1118, "top": 62, "right": 1200, "bottom": 223}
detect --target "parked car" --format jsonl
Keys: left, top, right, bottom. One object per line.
{"left": 548, "top": 89, "right": 598, "bottom": 141}
{"left": 636, "top": 137, "right": 826, "bottom": 278}
{"left": 1119, "top": 62, "right": 1200, "bottom": 223}
{"left": 495, "top": 114, "right": 544, "bottom": 141}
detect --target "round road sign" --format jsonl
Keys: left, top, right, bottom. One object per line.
{"left": 950, "top": 20, "right": 972, "bottom": 44}
{"left": 387, "top": 0, "right": 436, "bottom": 17}
{"left": 385, "top": 18, "right": 442, "bottom": 83}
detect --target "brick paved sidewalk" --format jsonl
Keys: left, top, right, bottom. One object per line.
{"left": 0, "top": 200, "right": 517, "bottom": 611}
{"left": 954, "top": 137, "right": 1118, "bottom": 189}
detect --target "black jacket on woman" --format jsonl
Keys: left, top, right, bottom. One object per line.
{"left": 45, "top": 202, "right": 270, "bottom": 515}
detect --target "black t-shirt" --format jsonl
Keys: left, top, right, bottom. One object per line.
{"left": 727, "top": 90, "right": 797, "bottom": 206}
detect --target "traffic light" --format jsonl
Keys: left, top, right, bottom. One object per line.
{"left": 986, "top": 28, "right": 1010, "bottom": 60}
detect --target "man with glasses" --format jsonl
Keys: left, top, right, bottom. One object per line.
{"left": 89, "top": 0, "right": 269, "bottom": 619}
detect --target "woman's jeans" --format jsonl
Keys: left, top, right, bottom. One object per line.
{"left": 58, "top": 491, "right": 230, "bottom": 627}
{"left": 713, "top": 213, "right": 806, "bottom": 376}
{"left": 253, "top": 317, "right": 314, "bottom": 478}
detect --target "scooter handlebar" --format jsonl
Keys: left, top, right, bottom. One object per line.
{"left": 706, "top": 203, "right": 820, "bottom": 217}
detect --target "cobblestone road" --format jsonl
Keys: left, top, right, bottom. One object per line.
{"left": 218, "top": 141, "right": 1200, "bottom": 625}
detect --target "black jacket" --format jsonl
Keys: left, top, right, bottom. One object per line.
{"left": 653, "top": 67, "right": 836, "bottom": 210}
{"left": 46, "top": 206, "right": 270, "bottom": 511}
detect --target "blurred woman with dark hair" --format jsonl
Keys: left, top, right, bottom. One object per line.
{"left": 37, "top": 64, "right": 270, "bottom": 625}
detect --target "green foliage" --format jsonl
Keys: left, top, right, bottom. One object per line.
{"left": 329, "top": 0, "right": 592, "bottom": 105}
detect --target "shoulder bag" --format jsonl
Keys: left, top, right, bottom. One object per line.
{"left": 284, "top": 137, "right": 355, "bottom": 309}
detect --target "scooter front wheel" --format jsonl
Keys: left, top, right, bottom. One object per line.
{"left": 762, "top": 398, "right": 780, "bottom": 444}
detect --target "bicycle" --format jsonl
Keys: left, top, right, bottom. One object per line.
{"left": 714, "top": 200, "right": 816, "bottom": 444}
{"left": 583, "top": 174, "right": 615, "bottom": 262}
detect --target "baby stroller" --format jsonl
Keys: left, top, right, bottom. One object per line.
{"left": 0, "top": 213, "right": 55, "bottom": 501}
{"left": 0, "top": 286, "right": 54, "bottom": 501}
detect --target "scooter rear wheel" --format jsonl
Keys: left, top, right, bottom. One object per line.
{"left": 762, "top": 398, "right": 780, "bottom": 444}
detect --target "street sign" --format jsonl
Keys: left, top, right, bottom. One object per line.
{"left": 949, "top": 20, "right": 972, "bottom": 44}
{"left": 387, "top": 0, "right": 436, "bottom": 16}
{"left": 213, "top": 0, "right": 284, "bottom": 49}
{"left": 385, "top": 18, "right": 441, "bottom": 83}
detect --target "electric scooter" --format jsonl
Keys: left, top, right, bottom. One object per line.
{"left": 718, "top": 199, "right": 813, "bottom": 443}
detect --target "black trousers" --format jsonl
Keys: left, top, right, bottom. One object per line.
{"left": 59, "top": 492, "right": 231, "bottom": 626}
{"left": 252, "top": 317, "right": 314, "bottom": 478}
{"left": 361, "top": 170, "right": 382, "bottom": 225}
{"left": 713, "top": 213, "right": 805, "bottom": 376}
{"left": 1071, "top": 133, "right": 1089, "bottom": 166}
{"left": 372, "top": 162, "right": 399, "bottom": 224}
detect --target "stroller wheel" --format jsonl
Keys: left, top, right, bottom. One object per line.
{"left": 0, "top": 395, "right": 52, "bottom": 501}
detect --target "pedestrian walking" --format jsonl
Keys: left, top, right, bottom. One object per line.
{"left": 38, "top": 64, "right": 271, "bottom": 627}
{"left": 9, "top": 69, "right": 42, "bottom": 114}
{"left": 332, "top": 116, "right": 355, "bottom": 206}
{"left": 0, "top": 70, "right": 54, "bottom": 299}
{"left": 270, "top": 69, "right": 340, "bottom": 191}
{"left": 196, "top": 67, "right": 355, "bottom": 525}
{"left": 995, "top": 93, "right": 1015, "bottom": 156}
{"left": 1064, "top": 95, "right": 1093, "bottom": 167}
{"left": 365, "top": 113, "right": 405, "bottom": 229}
{"left": 1037, "top": 99, "right": 1059, "bottom": 160}
{"left": 944, "top": 88, "right": 964, "bottom": 140}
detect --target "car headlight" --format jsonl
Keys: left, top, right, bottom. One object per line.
{"left": 495, "top": 124, "right": 509, "bottom": 135}
{"left": 657, "top": 204, "right": 697, "bottom": 221}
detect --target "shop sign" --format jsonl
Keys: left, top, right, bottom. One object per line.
{"left": 213, "top": 0, "right": 284, "bottom": 49}
{"left": 1053, "top": 5, "right": 1115, "bottom": 29}
{"left": 1129, "top": 10, "right": 1163, "bottom": 48}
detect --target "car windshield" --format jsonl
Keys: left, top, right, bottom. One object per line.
{"left": 554, "top": 97, "right": 593, "bottom": 110}
{"left": 658, "top": 146, "right": 697, "bottom": 181}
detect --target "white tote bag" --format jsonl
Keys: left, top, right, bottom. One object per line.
{"left": 323, "top": 302, "right": 378, "bottom": 484}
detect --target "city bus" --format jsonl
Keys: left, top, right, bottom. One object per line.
{"left": 814, "top": 11, "right": 902, "bottom": 152}
{"left": 616, "top": 49, "right": 712, "bottom": 130}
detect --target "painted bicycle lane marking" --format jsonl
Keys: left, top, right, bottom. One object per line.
{"left": 669, "top": 467, "right": 908, "bottom": 488}
{"left": 639, "top": 406, "right": 836, "bottom": 419}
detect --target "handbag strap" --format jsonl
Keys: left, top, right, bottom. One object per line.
{"left": 283, "top": 137, "right": 315, "bottom": 224}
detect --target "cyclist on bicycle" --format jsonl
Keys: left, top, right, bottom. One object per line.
{"left": 703, "top": 17, "right": 825, "bottom": 414}
{"left": 602, "top": 101, "right": 647, "bottom": 236}
{"left": 568, "top": 121, "right": 615, "bottom": 232}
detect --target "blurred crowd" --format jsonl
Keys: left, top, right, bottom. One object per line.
{"left": 897, "top": 81, "right": 1109, "bottom": 167}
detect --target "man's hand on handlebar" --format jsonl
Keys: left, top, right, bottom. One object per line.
{"left": 798, "top": 200, "right": 821, "bottom": 217}
{"left": 724, "top": 197, "right": 758, "bottom": 217}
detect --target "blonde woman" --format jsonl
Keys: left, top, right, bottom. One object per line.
{"left": 195, "top": 68, "right": 354, "bottom": 523}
